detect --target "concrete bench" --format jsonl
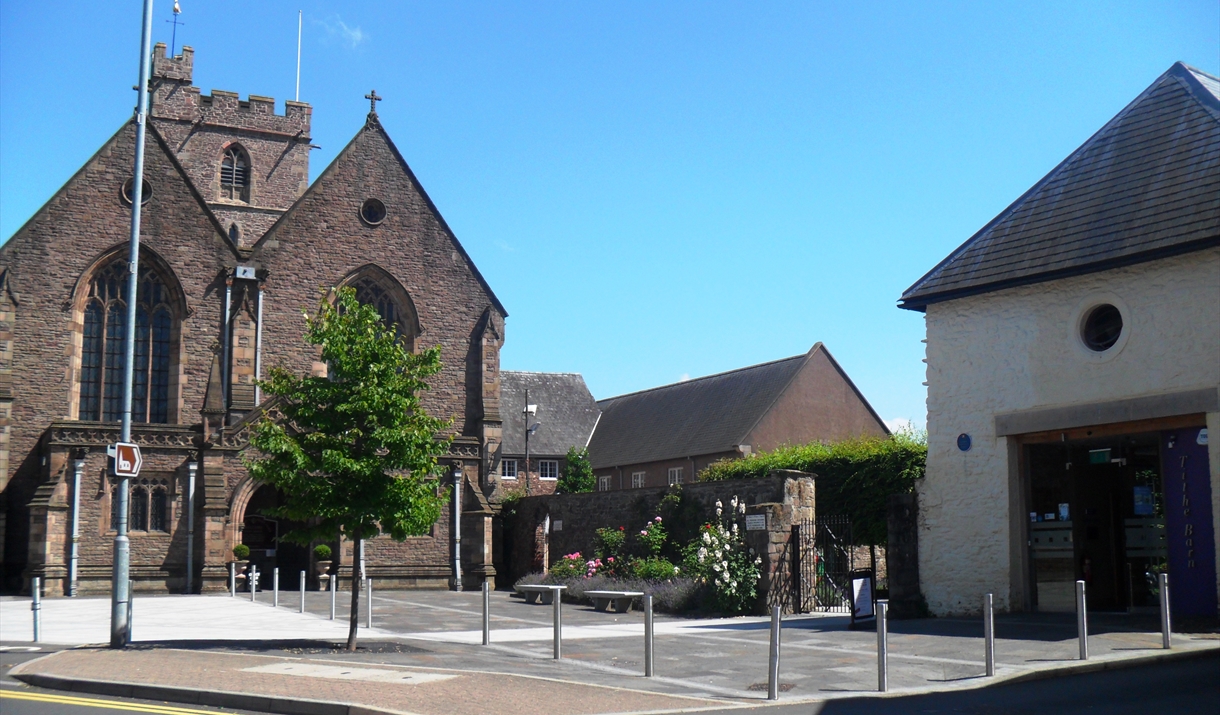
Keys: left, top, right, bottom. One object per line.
{"left": 585, "top": 590, "right": 644, "bottom": 613}
{"left": 516, "top": 584, "right": 566, "bottom": 605}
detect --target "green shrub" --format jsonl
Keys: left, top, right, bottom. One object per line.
{"left": 556, "top": 447, "right": 596, "bottom": 493}
{"left": 637, "top": 516, "right": 666, "bottom": 556}
{"left": 699, "top": 432, "right": 926, "bottom": 545}
{"left": 313, "top": 544, "right": 332, "bottom": 561}
{"left": 631, "top": 556, "right": 680, "bottom": 581}
{"left": 232, "top": 544, "right": 251, "bottom": 561}
{"left": 681, "top": 496, "right": 761, "bottom": 614}
{"left": 593, "top": 526, "right": 626, "bottom": 560}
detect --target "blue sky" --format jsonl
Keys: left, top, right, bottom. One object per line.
{"left": 2, "top": 2, "right": 1217, "bottom": 430}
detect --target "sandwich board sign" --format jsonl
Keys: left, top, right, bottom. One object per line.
{"left": 109, "top": 442, "right": 142, "bottom": 478}
{"left": 849, "top": 569, "right": 876, "bottom": 627}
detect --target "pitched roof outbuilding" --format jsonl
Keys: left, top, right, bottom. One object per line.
{"left": 900, "top": 62, "right": 1220, "bottom": 311}
{"left": 588, "top": 346, "right": 845, "bottom": 470}
{"left": 500, "top": 371, "right": 600, "bottom": 456}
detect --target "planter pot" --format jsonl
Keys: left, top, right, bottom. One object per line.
{"left": 315, "top": 560, "right": 333, "bottom": 578}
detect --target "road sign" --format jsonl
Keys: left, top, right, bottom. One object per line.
{"left": 110, "top": 442, "right": 142, "bottom": 478}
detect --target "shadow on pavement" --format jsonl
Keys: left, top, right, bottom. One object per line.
{"left": 127, "top": 639, "right": 430, "bottom": 655}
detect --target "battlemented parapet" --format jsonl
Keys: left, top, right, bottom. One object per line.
{"left": 148, "top": 44, "right": 313, "bottom": 244}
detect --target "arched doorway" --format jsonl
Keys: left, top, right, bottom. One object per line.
{"left": 242, "top": 485, "right": 309, "bottom": 590}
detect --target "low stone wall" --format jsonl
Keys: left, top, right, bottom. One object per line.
{"left": 503, "top": 473, "right": 816, "bottom": 613}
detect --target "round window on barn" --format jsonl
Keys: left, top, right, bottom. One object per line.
{"left": 1081, "top": 304, "right": 1123, "bottom": 352}
{"left": 360, "top": 198, "right": 387, "bottom": 226}
{"left": 121, "top": 177, "right": 153, "bottom": 206}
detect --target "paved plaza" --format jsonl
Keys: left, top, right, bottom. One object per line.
{"left": 2, "top": 589, "right": 1217, "bottom": 714}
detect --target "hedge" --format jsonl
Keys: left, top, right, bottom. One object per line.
{"left": 698, "top": 432, "right": 926, "bottom": 545}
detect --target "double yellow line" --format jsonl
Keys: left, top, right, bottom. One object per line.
{"left": 0, "top": 688, "right": 236, "bottom": 714}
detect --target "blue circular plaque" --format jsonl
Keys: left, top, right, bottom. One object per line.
{"left": 957, "top": 433, "right": 972, "bottom": 452}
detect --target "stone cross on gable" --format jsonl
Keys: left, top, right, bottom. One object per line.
{"left": 365, "top": 90, "right": 382, "bottom": 115}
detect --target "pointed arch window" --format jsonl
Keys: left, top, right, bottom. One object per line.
{"left": 80, "top": 259, "right": 175, "bottom": 423}
{"left": 346, "top": 271, "right": 419, "bottom": 352}
{"left": 220, "top": 146, "right": 251, "bottom": 202}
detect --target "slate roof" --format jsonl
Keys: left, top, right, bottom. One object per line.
{"left": 587, "top": 351, "right": 809, "bottom": 470}
{"left": 500, "top": 372, "right": 600, "bottom": 457}
{"left": 900, "top": 62, "right": 1220, "bottom": 311}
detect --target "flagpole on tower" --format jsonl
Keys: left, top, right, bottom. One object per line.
{"left": 295, "top": 10, "right": 302, "bottom": 102}
{"left": 113, "top": 0, "right": 156, "bottom": 649}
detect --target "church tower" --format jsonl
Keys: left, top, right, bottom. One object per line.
{"left": 147, "top": 43, "right": 313, "bottom": 246}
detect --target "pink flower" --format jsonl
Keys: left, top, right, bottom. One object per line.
{"left": 640, "top": 530, "right": 648, "bottom": 535}
{"left": 654, "top": 516, "right": 662, "bottom": 522}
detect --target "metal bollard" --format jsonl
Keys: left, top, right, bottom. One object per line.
{"left": 1159, "top": 573, "right": 1171, "bottom": 649}
{"left": 767, "top": 605, "right": 781, "bottom": 700}
{"left": 482, "top": 581, "right": 491, "bottom": 646}
{"left": 984, "top": 593, "right": 995, "bottom": 677}
{"left": 644, "top": 594, "right": 655, "bottom": 678}
{"left": 251, "top": 565, "right": 258, "bottom": 602}
{"left": 877, "top": 600, "right": 889, "bottom": 692}
{"left": 1076, "top": 580, "right": 1088, "bottom": 660}
{"left": 300, "top": 571, "right": 306, "bottom": 614}
{"left": 553, "top": 588, "right": 563, "bottom": 660}
{"left": 329, "top": 574, "right": 336, "bottom": 620}
{"left": 31, "top": 577, "right": 41, "bottom": 643}
{"left": 273, "top": 568, "right": 280, "bottom": 608}
{"left": 229, "top": 562, "right": 236, "bottom": 596}
{"left": 366, "top": 578, "right": 373, "bottom": 628}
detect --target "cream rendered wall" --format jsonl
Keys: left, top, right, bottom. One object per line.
{"left": 919, "top": 247, "right": 1220, "bottom": 616}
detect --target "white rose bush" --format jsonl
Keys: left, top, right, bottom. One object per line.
{"left": 683, "top": 495, "right": 762, "bottom": 614}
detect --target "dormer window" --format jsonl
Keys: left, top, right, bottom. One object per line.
{"left": 220, "top": 146, "right": 250, "bottom": 202}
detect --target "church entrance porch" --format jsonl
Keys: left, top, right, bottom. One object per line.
{"left": 1023, "top": 423, "right": 1215, "bottom": 617}
{"left": 241, "top": 485, "right": 308, "bottom": 591}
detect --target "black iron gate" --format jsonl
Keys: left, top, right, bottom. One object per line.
{"left": 792, "top": 515, "right": 853, "bottom": 613}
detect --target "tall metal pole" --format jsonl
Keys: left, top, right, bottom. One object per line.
{"left": 877, "top": 600, "right": 889, "bottom": 692}
{"left": 482, "top": 580, "right": 490, "bottom": 645}
{"left": 767, "top": 605, "right": 781, "bottom": 700}
{"left": 523, "top": 390, "right": 531, "bottom": 496}
{"left": 1159, "top": 573, "right": 1171, "bottom": 649}
{"left": 69, "top": 458, "right": 84, "bottom": 597}
{"left": 113, "top": 0, "right": 156, "bottom": 650}
{"left": 644, "top": 594, "right": 654, "bottom": 677}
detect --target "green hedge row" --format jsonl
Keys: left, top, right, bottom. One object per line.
{"left": 698, "top": 433, "right": 926, "bottom": 545}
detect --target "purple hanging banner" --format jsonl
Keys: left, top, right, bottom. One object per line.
{"left": 1161, "top": 427, "right": 1216, "bottom": 617}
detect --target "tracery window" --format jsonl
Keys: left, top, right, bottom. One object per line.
{"left": 110, "top": 477, "right": 171, "bottom": 533}
{"left": 220, "top": 146, "right": 251, "bottom": 202}
{"left": 80, "top": 259, "right": 174, "bottom": 423}
{"left": 351, "top": 276, "right": 400, "bottom": 333}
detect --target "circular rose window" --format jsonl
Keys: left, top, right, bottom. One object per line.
{"left": 1081, "top": 304, "right": 1123, "bottom": 352}
{"left": 121, "top": 178, "right": 153, "bottom": 205}
{"left": 360, "top": 198, "right": 387, "bottom": 225}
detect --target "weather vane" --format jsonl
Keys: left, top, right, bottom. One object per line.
{"left": 167, "top": 1, "right": 184, "bottom": 57}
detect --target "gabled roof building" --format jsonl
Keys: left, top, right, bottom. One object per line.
{"left": 587, "top": 344, "right": 888, "bottom": 491}
{"left": 496, "top": 371, "right": 600, "bottom": 495}
{"left": 901, "top": 63, "right": 1219, "bottom": 617}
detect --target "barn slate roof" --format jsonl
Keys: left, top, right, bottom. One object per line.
{"left": 500, "top": 371, "right": 600, "bottom": 457}
{"left": 900, "top": 62, "right": 1220, "bottom": 311}
{"left": 587, "top": 350, "right": 811, "bottom": 470}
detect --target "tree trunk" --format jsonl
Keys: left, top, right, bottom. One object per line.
{"left": 347, "top": 532, "right": 362, "bottom": 651}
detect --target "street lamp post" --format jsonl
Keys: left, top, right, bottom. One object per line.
{"left": 523, "top": 393, "right": 538, "bottom": 495}
{"left": 113, "top": 0, "right": 156, "bottom": 649}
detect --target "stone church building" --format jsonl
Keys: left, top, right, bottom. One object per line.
{"left": 0, "top": 44, "right": 513, "bottom": 595}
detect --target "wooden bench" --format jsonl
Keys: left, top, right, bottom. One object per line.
{"left": 516, "top": 584, "right": 566, "bottom": 605}
{"left": 585, "top": 590, "right": 644, "bottom": 613}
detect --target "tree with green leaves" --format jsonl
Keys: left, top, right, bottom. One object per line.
{"left": 556, "top": 446, "right": 595, "bottom": 493}
{"left": 245, "top": 287, "right": 451, "bottom": 650}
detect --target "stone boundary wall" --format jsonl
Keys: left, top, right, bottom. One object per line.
{"left": 502, "top": 473, "right": 815, "bottom": 613}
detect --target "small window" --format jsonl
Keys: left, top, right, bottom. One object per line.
{"left": 631, "top": 472, "right": 645, "bottom": 489}
{"left": 1082, "top": 304, "right": 1123, "bottom": 352}
{"left": 501, "top": 459, "right": 518, "bottom": 480}
{"left": 228, "top": 223, "right": 241, "bottom": 244}
{"left": 121, "top": 177, "right": 153, "bottom": 205}
{"left": 598, "top": 475, "right": 611, "bottom": 492}
{"left": 360, "top": 198, "right": 387, "bottom": 225}
{"left": 668, "top": 467, "right": 684, "bottom": 486}
{"left": 539, "top": 460, "right": 559, "bottom": 480}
